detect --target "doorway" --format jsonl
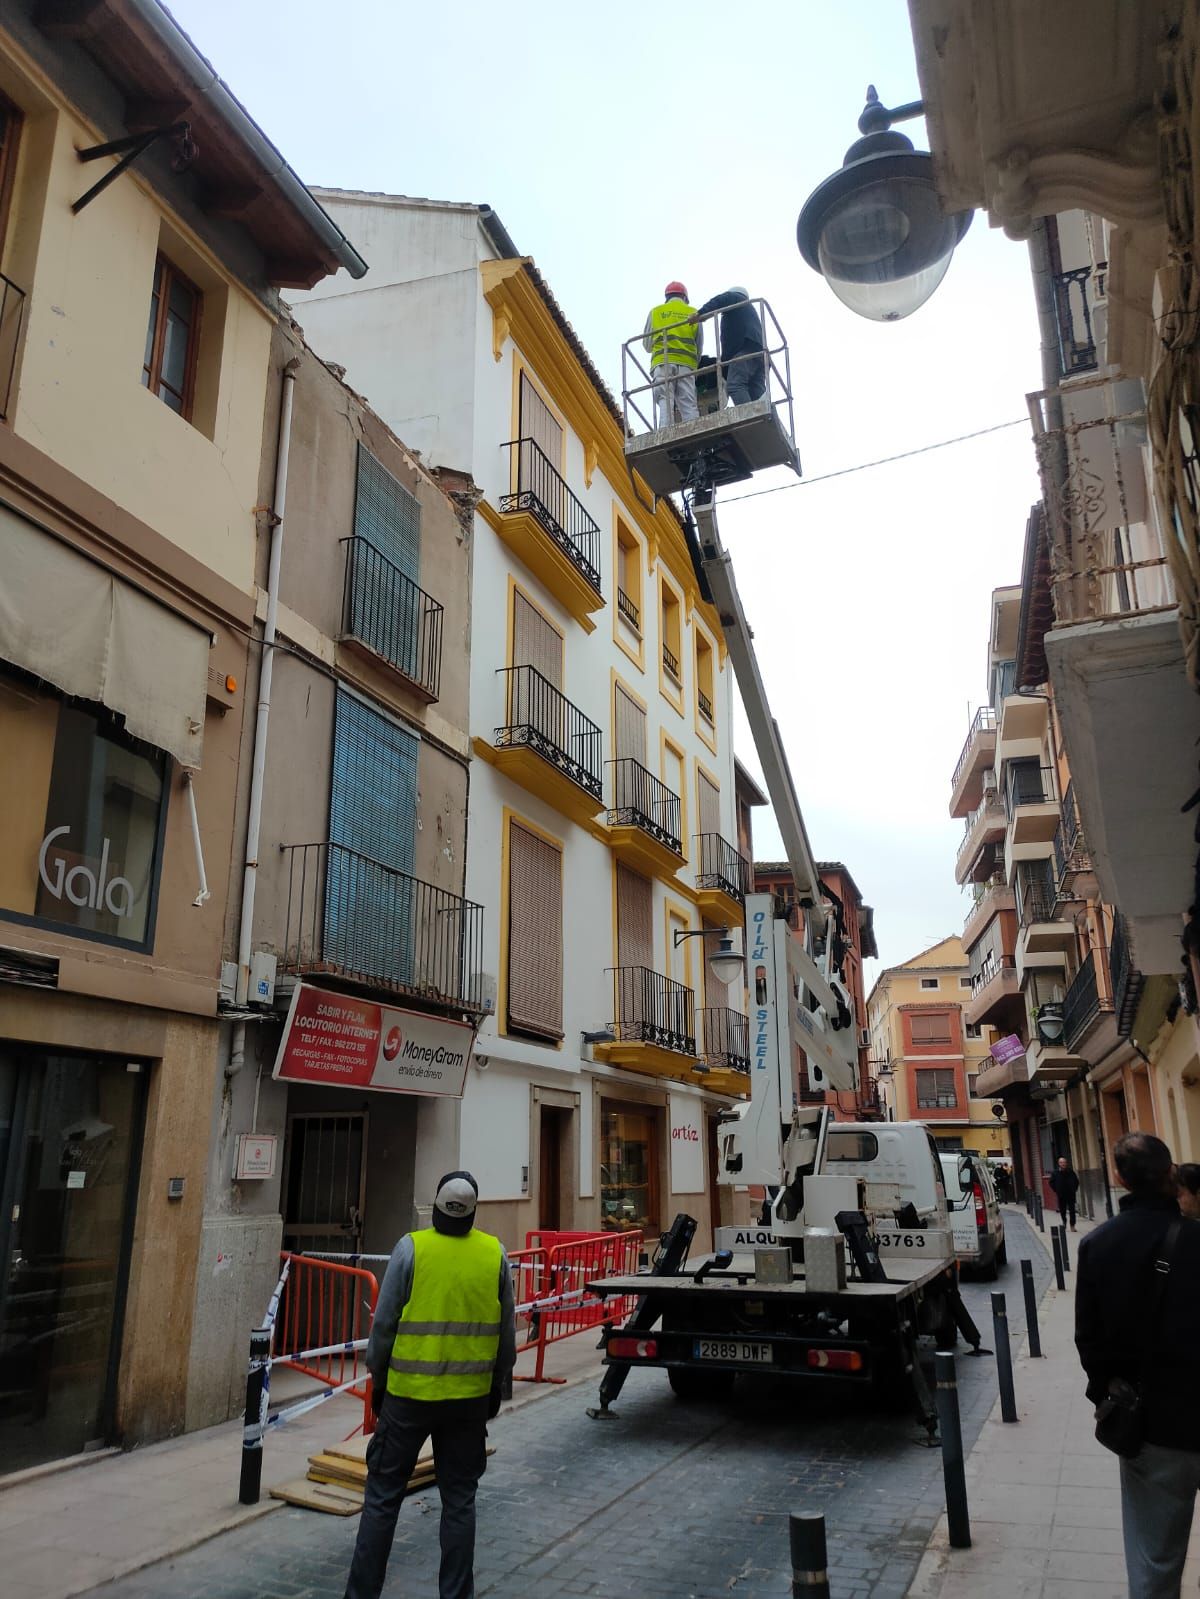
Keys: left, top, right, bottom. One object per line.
{"left": 538, "top": 1106, "right": 570, "bottom": 1232}
{"left": 0, "top": 1047, "right": 147, "bottom": 1473}
{"left": 282, "top": 1112, "right": 368, "bottom": 1255}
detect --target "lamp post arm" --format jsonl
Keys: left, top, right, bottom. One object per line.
{"left": 858, "top": 85, "right": 925, "bottom": 136}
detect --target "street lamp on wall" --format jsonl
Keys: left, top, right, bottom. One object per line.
{"left": 672, "top": 926, "right": 745, "bottom": 987}
{"left": 797, "top": 86, "right": 972, "bottom": 322}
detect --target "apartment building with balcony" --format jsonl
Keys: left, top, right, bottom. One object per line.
{"left": 908, "top": 2, "right": 1200, "bottom": 1182}
{"left": 290, "top": 196, "right": 749, "bottom": 1249}
{"left": 865, "top": 937, "right": 1007, "bottom": 1162}
{"left": 0, "top": 2, "right": 364, "bottom": 1467}
{"left": 753, "top": 859, "right": 882, "bottom": 1119}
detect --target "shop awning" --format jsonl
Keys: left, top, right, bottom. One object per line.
{"left": 0, "top": 507, "right": 210, "bottom": 766}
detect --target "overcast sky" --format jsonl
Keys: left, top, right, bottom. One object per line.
{"left": 166, "top": 0, "right": 1044, "bottom": 979}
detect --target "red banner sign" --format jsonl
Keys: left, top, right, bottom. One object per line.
{"left": 272, "top": 983, "right": 475, "bottom": 1098}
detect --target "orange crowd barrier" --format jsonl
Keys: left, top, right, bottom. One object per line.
{"left": 515, "top": 1231, "right": 643, "bottom": 1384}
{"left": 274, "top": 1251, "right": 380, "bottom": 1435}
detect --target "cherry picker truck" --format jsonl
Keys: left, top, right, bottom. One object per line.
{"left": 586, "top": 304, "right": 983, "bottom": 1434}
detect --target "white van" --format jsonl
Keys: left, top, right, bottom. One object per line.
{"left": 939, "top": 1150, "right": 1006, "bottom": 1277}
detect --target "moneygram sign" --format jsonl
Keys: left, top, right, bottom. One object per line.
{"left": 272, "top": 983, "right": 475, "bottom": 1098}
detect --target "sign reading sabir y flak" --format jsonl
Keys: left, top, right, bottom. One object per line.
{"left": 272, "top": 983, "right": 476, "bottom": 1098}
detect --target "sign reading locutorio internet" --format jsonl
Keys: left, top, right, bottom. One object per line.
{"left": 272, "top": 983, "right": 475, "bottom": 1098}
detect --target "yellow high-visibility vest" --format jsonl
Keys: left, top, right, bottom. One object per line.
{"left": 648, "top": 300, "right": 699, "bottom": 369}
{"left": 387, "top": 1227, "right": 503, "bottom": 1401}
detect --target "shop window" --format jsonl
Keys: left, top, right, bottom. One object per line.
{"left": 0, "top": 674, "right": 167, "bottom": 949}
{"left": 916, "top": 1068, "right": 958, "bottom": 1110}
{"left": 910, "top": 1011, "right": 952, "bottom": 1044}
{"left": 616, "top": 521, "right": 641, "bottom": 634}
{"left": 506, "top": 820, "right": 563, "bottom": 1041}
{"left": 695, "top": 633, "right": 715, "bottom": 726}
{"left": 143, "top": 253, "right": 201, "bottom": 418}
{"left": 660, "top": 583, "right": 682, "bottom": 687}
{"left": 600, "top": 1102, "right": 659, "bottom": 1232}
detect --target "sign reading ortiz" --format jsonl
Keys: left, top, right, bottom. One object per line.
{"left": 989, "top": 1033, "right": 1026, "bottom": 1066}
{"left": 272, "top": 983, "right": 475, "bottom": 1098}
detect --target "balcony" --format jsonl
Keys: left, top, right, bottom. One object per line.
{"left": 1109, "top": 914, "right": 1145, "bottom": 1038}
{"left": 962, "top": 873, "right": 1015, "bottom": 952}
{"left": 1052, "top": 781, "right": 1095, "bottom": 896}
{"left": 855, "top": 1076, "right": 885, "bottom": 1120}
{"left": 1027, "top": 1034, "right": 1086, "bottom": 1092}
{"left": 1006, "top": 764, "right": 1060, "bottom": 849}
{"left": 592, "top": 967, "right": 697, "bottom": 1080}
{"left": 617, "top": 587, "right": 640, "bottom": 631}
{"left": 1052, "top": 265, "right": 1100, "bottom": 376}
{"left": 698, "top": 687, "right": 714, "bottom": 725}
{"left": 954, "top": 784, "right": 1006, "bottom": 885}
{"left": 1063, "top": 949, "right": 1117, "bottom": 1057}
{"left": 493, "top": 438, "right": 603, "bottom": 631}
{"left": 0, "top": 272, "right": 25, "bottom": 420}
{"left": 340, "top": 537, "right": 443, "bottom": 702}
{"left": 662, "top": 642, "right": 681, "bottom": 684}
{"left": 279, "top": 842, "right": 487, "bottom": 1017}
{"left": 481, "top": 666, "right": 605, "bottom": 827}
{"left": 694, "top": 832, "right": 750, "bottom": 924}
{"left": 699, "top": 1005, "right": 750, "bottom": 1095}
{"left": 971, "top": 1051, "right": 1033, "bottom": 1099}
{"left": 963, "top": 956, "right": 1021, "bottom": 1030}
{"left": 997, "top": 685, "right": 1048, "bottom": 761}
{"left": 949, "top": 705, "right": 997, "bottom": 818}
{"left": 606, "top": 759, "right": 683, "bottom": 878}
{"left": 1015, "top": 874, "right": 1075, "bottom": 963}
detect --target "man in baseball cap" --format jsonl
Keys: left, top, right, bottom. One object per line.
{"left": 345, "top": 1171, "right": 515, "bottom": 1599}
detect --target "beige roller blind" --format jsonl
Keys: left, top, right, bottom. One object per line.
{"left": 512, "top": 591, "right": 562, "bottom": 688}
{"left": 616, "top": 864, "right": 653, "bottom": 969}
{"left": 0, "top": 507, "right": 208, "bottom": 766}
{"left": 520, "top": 372, "right": 563, "bottom": 467}
{"left": 614, "top": 683, "right": 647, "bottom": 764}
{"left": 507, "top": 821, "right": 564, "bottom": 1038}
{"left": 698, "top": 770, "right": 721, "bottom": 836}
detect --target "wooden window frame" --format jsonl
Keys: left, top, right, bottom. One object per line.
{"left": 143, "top": 252, "right": 202, "bottom": 420}
{"left": 910, "top": 1011, "right": 952, "bottom": 1045}
{"left": 915, "top": 1066, "right": 959, "bottom": 1110}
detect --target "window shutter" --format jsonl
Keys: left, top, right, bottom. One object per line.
{"left": 354, "top": 445, "right": 421, "bottom": 582}
{"left": 698, "top": 770, "right": 721, "bottom": 836}
{"left": 614, "top": 684, "right": 647, "bottom": 763}
{"left": 512, "top": 591, "right": 563, "bottom": 689}
{"left": 519, "top": 373, "right": 563, "bottom": 468}
{"left": 507, "top": 822, "right": 563, "bottom": 1038}
{"left": 616, "top": 865, "right": 653, "bottom": 969}
{"left": 911, "top": 1012, "right": 952, "bottom": 1044}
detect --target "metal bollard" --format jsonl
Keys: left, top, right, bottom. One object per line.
{"left": 1025, "top": 1189, "right": 1033, "bottom": 1217}
{"left": 1051, "top": 1227, "right": 1066, "bottom": 1291}
{"left": 1021, "top": 1259, "right": 1043, "bottom": 1359}
{"left": 1034, "top": 1192, "right": 1045, "bottom": 1232}
{"left": 1059, "top": 1223, "right": 1071, "bottom": 1272}
{"left": 239, "top": 1326, "right": 272, "bottom": 1505}
{"left": 991, "top": 1292, "right": 1018, "bottom": 1423}
{"left": 935, "top": 1351, "right": 971, "bottom": 1549}
{"left": 790, "top": 1510, "right": 831, "bottom": 1599}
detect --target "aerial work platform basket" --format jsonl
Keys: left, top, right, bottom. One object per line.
{"left": 621, "top": 297, "right": 801, "bottom": 498}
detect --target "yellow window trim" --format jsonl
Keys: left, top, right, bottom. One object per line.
{"left": 508, "top": 352, "right": 569, "bottom": 494}
{"left": 612, "top": 511, "right": 645, "bottom": 673}
{"left": 661, "top": 728, "right": 688, "bottom": 864}
{"left": 506, "top": 574, "right": 566, "bottom": 668}
{"left": 498, "top": 806, "right": 566, "bottom": 1052}
{"left": 657, "top": 569, "right": 685, "bottom": 717}
{"left": 610, "top": 667, "right": 649, "bottom": 765}
{"left": 664, "top": 898, "right": 694, "bottom": 996}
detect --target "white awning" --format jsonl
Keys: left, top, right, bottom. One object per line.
{"left": 0, "top": 505, "right": 210, "bottom": 766}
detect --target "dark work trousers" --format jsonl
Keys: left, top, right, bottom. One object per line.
{"left": 1058, "top": 1196, "right": 1077, "bottom": 1227}
{"left": 725, "top": 344, "right": 766, "bottom": 405}
{"left": 344, "top": 1392, "right": 490, "bottom": 1599}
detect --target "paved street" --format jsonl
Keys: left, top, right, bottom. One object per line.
{"left": 81, "top": 1213, "right": 1053, "bottom": 1599}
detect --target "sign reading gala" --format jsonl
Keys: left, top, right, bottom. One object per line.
{"left": 272, "top": 983, "right": 475, "bottom": 1098}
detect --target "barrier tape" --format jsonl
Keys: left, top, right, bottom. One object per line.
{"left": 264, "top": 1373, "right": 364, "bottom": 1430}
{"left": 262, "top": 1256, "right": 292, "bottom": 1332}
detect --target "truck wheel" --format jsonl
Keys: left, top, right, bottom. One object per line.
{"left": 667, "top": 1366, "right": 736, "bottom": 1402}
{"left": 997, "top": 1239, "right": 1008, "bottom": 1268}
{"left": 982, "top": 1251, "right": 1000, "bottom": 1282}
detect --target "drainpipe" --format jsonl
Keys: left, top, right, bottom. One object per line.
{"left": 230, "top": 359, "right": 299, "bottom": 1067}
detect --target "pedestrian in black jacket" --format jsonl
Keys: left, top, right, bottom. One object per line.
{"left": 695, "top": 288, "right": 766, "bottom": 405}
{"left": 1049, "top": 1155, "right": 1080, "bottom": 1229}
{"left": 1075, "top": 1132, "right": 1200, "bottom": 1598}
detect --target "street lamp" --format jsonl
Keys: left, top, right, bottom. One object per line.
{"left": 797, "top": 86, "right": 972, "bottom": 322}
{"left": 672, "top": 926, "right": 745, "bottom": 987}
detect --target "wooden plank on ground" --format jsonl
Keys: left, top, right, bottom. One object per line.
{"left": 269, "top": 1478, "right": 362, "bottom": 1515}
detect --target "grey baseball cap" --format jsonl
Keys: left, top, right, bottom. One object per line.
{"left": 432, "top": 1170, "right": 479, "bottom": 1234}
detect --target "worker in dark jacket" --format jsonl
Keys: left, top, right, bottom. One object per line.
{"left": 344, "top": 1172, "right": 517, "bottom": 1599}
{"left": 696, "top": 288, "right": 766, "bottom": 405}
{"left": 1049, "top": 1155, "right": 1081, "bottom": 1229}
{"left": 1075, "top": 1133, "right": 1200, "bottom": 1598}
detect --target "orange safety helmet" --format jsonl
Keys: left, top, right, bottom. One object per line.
{"left": 663, "top": 280, "right": 688, "bottom": 299}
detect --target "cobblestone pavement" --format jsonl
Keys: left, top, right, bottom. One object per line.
{"left": 84, "top": 1214, "right": 1053, "bottom": 1599}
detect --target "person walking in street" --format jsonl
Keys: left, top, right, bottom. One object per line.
{"left": 1050, "top": 1154, "right": 1081, "bottom": 1230}
{"left": 695, "top": 287, "right": 766, "bottom": 405}
{"left": 1075, "top": 1132, "right": 1200, "bottom": 1599}
{"left": 642, "top": 282, "right": 701, "bottom": 428}
{"left": 343, "top": 1171, "right": 516, "bottom": 1599}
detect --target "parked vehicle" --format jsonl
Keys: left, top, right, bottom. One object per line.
{"left": 939, "top": 1150, "right": 1006, "bottom": 1277}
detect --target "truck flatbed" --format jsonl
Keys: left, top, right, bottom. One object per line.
{"left": 589, "top": 1251, "right": 948, "bottom": 1303}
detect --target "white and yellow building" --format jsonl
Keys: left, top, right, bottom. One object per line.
{"left": 292, "top": 196, "right": 750, "bottom": 1249}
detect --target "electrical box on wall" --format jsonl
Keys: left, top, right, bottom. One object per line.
{"left": 250, "top": 951, "right": 277, "bottom": 1005}
{"left": 234, "top": 1133, "right": 278, "bottom": 1181}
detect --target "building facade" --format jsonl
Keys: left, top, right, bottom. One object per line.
{"left": 867, "top": 937, "right": 1010, "bottom": 1162}
{"left": 290, "top": 195, "right": 751, "bottom": 1251}
{"left": 0, "top": 2, "right": 362, "bottom": 1466}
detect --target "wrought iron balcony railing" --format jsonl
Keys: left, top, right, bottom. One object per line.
{"left": 970, "top": 956, "right": 1018, "bottom": 996}
{"left": 663, "top": 642, "right": 681, "bottom": 682}
{"left": 280, "top": 842, "right": 486, "bottom": 1015}
{"left": 0, "top": 272, "right": 25, "bottom": 420}
{"left": 495, "top": 665, "right": 604, "bottom": 801}
{"left": 608, "top": 758, "right": 682, "bottom": 855}
{"left": 698, "top": 686, "right": 714, "bottom": 724}
{"left": 616, "top": 587, "right": 640, "bottom": 630}
{"left": 1063, "top": 949, "right": 1115, "bottom": 1053}
{"left": 1016, "top": 874, "right": 1057, "bottom": 927}
{"left": 500, "top": 437, "right": 602, "bottom": 594}
{"left": 610, "top": 966, "right": 696, "bottom": 1055}
{"left": 700, "top": 1005, "right": 749, "bottom": 1073}
{"left": 951, "top": 705, "right": 997, "bottom": 793}
{"left": 695, "top": 832, "right": 750, "bottom": 904}
{"left": 1052, "top": 265, "right": 1100, "bottom": 375}
{"left": 1006, "top": 762, "right": 1055, "bottom": 812}
{"left": 1052, "top": 780, "right": 1092, "bottom": 887}
{"left": 341, "top": 537, "right": 443, "bottom": 700}
{"left": 1109, "top": 914, "right": 1144, "bottom": 1037}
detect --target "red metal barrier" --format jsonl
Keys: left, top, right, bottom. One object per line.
{"left": 274, "top": 1251, "right": 379, "bottom": 1435}
{"left": 524, "top": 1229, "right": 610, "bottom": 1253}
{"left": 516, "top": 1231, "right": 643, "bottom": 1383}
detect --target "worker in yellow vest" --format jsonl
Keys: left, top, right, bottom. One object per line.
{"left": 642, "top": 280, "right": 702, "bottom": 427}
{"left": 344, "top": 1171, "right": 516, "bottom": 1599}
